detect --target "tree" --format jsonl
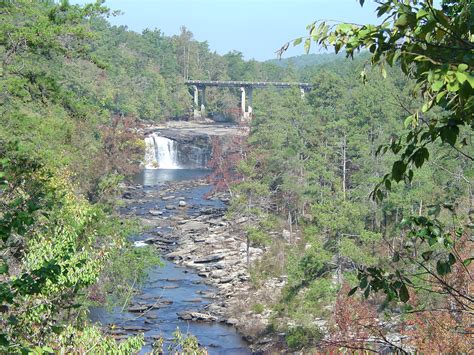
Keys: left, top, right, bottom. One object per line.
{"left": 280, "top": 0, "right": 472, "bottom": 306}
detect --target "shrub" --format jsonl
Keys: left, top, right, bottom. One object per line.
{"left": 285, "top": 325, "right": 323, "bottom": 350}
{"left": 252, "top": 303, "right": 265, "bottom": 314}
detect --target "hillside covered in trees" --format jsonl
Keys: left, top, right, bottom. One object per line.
{"left": 1, "top": 0, "right": 472, "bottom": 353}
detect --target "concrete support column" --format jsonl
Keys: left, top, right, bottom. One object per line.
{"left": 247, "top": 87, "right": 253, "bottom": 117}
{"left": 240, "top": 87, "right": 246, "bottom": 116}
{"left": 193, "top": 85, "right": 199, "bottom": 106}
{"left": 300, "top": 88, "right": 306, "bottom": 99}
{"left": 200, "top": 87, "right": 206, "bottom": 117}
{"left": 192, "top": 85, "right": 200, "bottom": 119}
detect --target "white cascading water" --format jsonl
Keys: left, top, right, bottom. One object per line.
{"left": 144, "top": 134, "right": 181, "bottom": 169}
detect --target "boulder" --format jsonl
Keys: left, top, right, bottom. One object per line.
{"left": 210, "top": 270, "right": 227, "bottom": 278}
{"left": 219, "top": 276, "right": 234, "bottom": 284}
{"left": 194, "top": 254, "right": 225, "bottom": 263}
{"left": 148, "top": 209, "right": 163, "bottom": 216}
{"left": 127, "top": 305, "right": 152, "bottom": 313}
{"left": 226, "top": 318, "right": 239, "bottom": 326}
{"left": 121, "top": 325, "right": 150, "bottom": 332}
{"left": 177, "top": 311, "right": 217, "bottom": 322}
{"left": 180, "top": 221, "right": 208, "bottom": 232}
{"left": 161, "top": 195, "right": 175, "bottom": 200}
{"left": 178, "top": 200, "right": 187, "bottom": 207}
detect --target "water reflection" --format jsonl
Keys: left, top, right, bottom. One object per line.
{"left": 134, "top": 169, "right": 211, "bottom": 186}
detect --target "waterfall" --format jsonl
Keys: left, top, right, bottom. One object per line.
{"left": 144, "top": 134, "right": 181, "bottom": 169}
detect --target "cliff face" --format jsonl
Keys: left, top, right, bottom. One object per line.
{"left": 142, "top": 129, "right": 211, "bottom": 169}
{"left": 143, "top": 122, "right": 248, "bottom": 169}
{"left": 174, "top": 135, "right": 212, "bottom": 168}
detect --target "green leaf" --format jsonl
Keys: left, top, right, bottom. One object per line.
{"left": 413, "top": 147, "right": 429, "bottom": 168}
{"left": 448, "top": 253, "right": 456, "bottom": 265}
{"left": 364, "top": 286, "right": 370, "bottom": 298}
{"left": 348, "top": 286, "right": 358, "bottom": 296}
{"left": 0, "top": 334, "right": 8, "bottom": 347}
{"left": 42, "top": 346, "right": 54, "bottom": 353}
{"left": 416, "top": 8, "right": 428, "bottom": 19}
{"left": 392, "top": 160, "right": 406, "bottom": 183}
{"left": 399, "top": 283, "right": 409, "bottom": 302}
{"left": 439, "top": 126, "right": 459, "bottom": 146}
{"left": 0, "top": 263, "right": 7, "bottom": 275}
{"left": 436, "top": 260, "right": 451, "bottom": 276}
{"left": 421, "top": 251, "right": 433, "bottom": 261}
{"left": 436, "top": 90, "right": 447, "bottom": 103}
{"left": 404, "top": 114, "right": 415, "bottom": 128}
{"left": 463, "top": 258, "right": 474, "bottom": 267}
{"left": 396, "top": 14, "right": 409, "bottom": 27}
{"left": 304, "top": 38, "right": 311, "bottom": 53}
{"left": 359, "top": 276, "right": 368, "bottom": 289}
{"left": 293, "top": 37, "right": 303, "bottom": 46}
{"left": 338, "top": 23, "right": 352, "bottom": 32}
{"left": 431, "top": 80, "right": 443, "bottom": 91}
{"left": 455, "top": 71, "right": 468, "bottom": 83}
{"left": 465, "top": 73, "right": 474, "bottom": 88}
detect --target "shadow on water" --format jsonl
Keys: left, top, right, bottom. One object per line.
{"left": 90, "top": 168, "right": 251, "bottom": 354}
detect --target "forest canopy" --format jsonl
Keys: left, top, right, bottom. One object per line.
{"left": 0, "top": 0, "right": 472, "bottom": 352}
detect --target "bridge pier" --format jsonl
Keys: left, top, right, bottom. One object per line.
{"left": 200, "top": 87, "right": 206, "bottom": 117}
{"left": 192, "top": 85, "right": 206, "bottom": 119}
{"left": 247, "top": 87, "right": 253, "bottom": 118}
{"left": 240, "top": 86, "right": 253, "bottom": 120}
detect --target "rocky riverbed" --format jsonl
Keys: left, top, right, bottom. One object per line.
{"left": 91, "top": 171, "right": 287, "bottom": 353}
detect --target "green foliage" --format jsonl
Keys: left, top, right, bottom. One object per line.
{"left": 57, "top": 325, "right": 144, "bottom": 353}
{"left": 234, "top": 13, "right": 471, "bottom": 344}
{"left": 285, "top": 325, "right": 323, "bottom": 350}
{"left": 158, "top": 327, "right": 207, "bottom": 354}
{"left": 284, "top": 2, "right": 473, "bottom": 192}
{"left": 98, "top": 244, "right": 161, "bottom": 308}
{"left": 246, "top": 226, "right": 271, "bottom": 247}
{"left": 251, "top": 303, "right": 265, "bottom": 314}
{"left": 0, "top": 144, "right": 146, "bottom": 350}
{"left": 276, "top": 0, "right": 473, "bottom": 307}
{"left": 351, "top": 216, "right": 471, "bottom": 304}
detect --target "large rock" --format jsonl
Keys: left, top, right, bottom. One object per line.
{"left": 177, "top": 311, "right": 217, "bottom": 322}
{"left": 180, "top": 221, "right": 208, "bottom": 232}
{"left": 148, "top": 209, "right": 163, "bottom": 216}
{"left": 121, "top": 325, "right": 150, "bottom": 332}
{"left": 194, "top": 254, "right": 225, "bottom": 263}
{"left": 127, "top": 305, "right": 152, "bottom": 313}
{"left": 162, "top": 195, "right": 175, "bottom": 200}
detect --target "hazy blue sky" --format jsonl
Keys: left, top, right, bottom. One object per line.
{"left": 76, "top": 0, "right": 381, "bottom": 61}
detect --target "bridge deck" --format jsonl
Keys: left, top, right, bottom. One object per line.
{"left": 185, "top": 80, "right": 312, "bottom": 89}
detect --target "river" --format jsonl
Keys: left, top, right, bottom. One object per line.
{"left": 90, "top": 168, "right": 251, "bottom": 354}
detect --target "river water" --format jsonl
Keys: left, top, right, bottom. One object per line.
{"left": 90, "top": 169, "right": 250, "bottom": 354}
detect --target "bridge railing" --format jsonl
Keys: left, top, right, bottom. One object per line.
{"left": 184, "top": 80, "right": 312, "bottom": 89}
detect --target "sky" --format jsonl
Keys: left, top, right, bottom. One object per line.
{"left": 75, "top": 0, "right": 381, "bottom": 61}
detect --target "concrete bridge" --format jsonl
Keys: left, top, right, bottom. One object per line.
{"left": 185, "top": 80, "right": 313, "bottom": 120}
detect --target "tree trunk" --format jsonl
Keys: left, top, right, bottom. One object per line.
{"left": 288, "top": 210, "right": 293, "bottom": 244}
{"left": 342, "top": 134, "right": 347, "bottom": 201}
